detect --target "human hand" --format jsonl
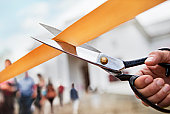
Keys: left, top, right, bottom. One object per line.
{"left": 135, "top": 50, "right": 170, "bottom": 107}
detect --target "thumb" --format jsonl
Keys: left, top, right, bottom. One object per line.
{"left": 145, "top": 50, "right": 170, "bottom": 66}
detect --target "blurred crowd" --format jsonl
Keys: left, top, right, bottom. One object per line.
{"left": 0, "top": 59, "right": 79, "bottom": 114}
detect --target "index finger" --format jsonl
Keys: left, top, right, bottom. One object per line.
{"left": 145, "top": 50, "right": 170, "bottom": 66}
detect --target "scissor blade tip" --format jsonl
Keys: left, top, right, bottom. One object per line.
{"left": 30, "top": 37, "right": 39, "bottom": 41}
{"left": 39, "top": 23, "right": 47, "bottom": 27}
{"left": 30, "top": 36, "right": 35, "bottom": 39}
{"left": 39, "top": 23, "right": 44, "bottom": 25}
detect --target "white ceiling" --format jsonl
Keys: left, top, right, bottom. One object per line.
{"left": 136, "top": 0, "right": 170, "bottom": 38}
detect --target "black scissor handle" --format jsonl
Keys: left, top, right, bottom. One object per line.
{"left": 124, "top": 58, "right": 170, "bottom": 77}
{"left": 123, "top": 48, "right": 170, "bottom": 77}
{"left": 115, "top": 74, "right": 170, "bottom": 113}
{"left": 158, "top": 63, "right": 170, "bottom": 77}
{"left": 129, "top": 75, "right": 170, "bottom": 113}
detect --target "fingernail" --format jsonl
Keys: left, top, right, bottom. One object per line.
{"left": 146, "top": 57, "right": 154, "bottom": 62}
{"left": 162, "top": 84, "right": 170, "bottom": 93}
{"left": 156, "top": 79, "right": 164, "bottom": 87}
{"left": 145, "top": 77, "right": 152, "bottom": 84}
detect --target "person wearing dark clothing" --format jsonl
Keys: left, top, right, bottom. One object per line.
{"left": 34, "top": 74, "right": 45, "bottom": 114}
{"left": 70, "top": 83, "right": 79, "bottom": 114}
{"left": 34, "top": 85, "right": 41, "bottom": 109}
{"left": 70, "top": 88, "right": 79, "bottom": 101}
{"left": 18, "top": 72, "right": 35, "bottom": 114}
{"left": 46, "top": 80, "right": 56, "bottom": 113}
{"left": 0, "top": 59, "right": 17, "bottom": 114}
{"left": 0, "top": 82, "right": 16, "bottom": 114}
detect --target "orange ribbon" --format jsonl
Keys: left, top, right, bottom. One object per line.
{"left": 0, "top": 0, "right": 165, "bottom": 83}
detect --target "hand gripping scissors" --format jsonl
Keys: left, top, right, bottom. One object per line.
{"left": 32, "top": 37, "right": 170, "bottom": 113}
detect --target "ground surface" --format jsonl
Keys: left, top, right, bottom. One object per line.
{"left": 29, "top": 93, "right": 167, "bottom": 114}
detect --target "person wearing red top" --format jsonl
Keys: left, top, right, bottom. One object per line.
{"left": 58, "top": 85, "right": 64, "bottom": 106}
{"left": 0, "top": 59, "right": 17, "bottom": 114}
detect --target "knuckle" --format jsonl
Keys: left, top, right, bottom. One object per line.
{"left": 149, "top": 82, "right": 159, "bottom": 93}
{"left": 159, "top": 51, "right": 170, "bottom": 63}
{"left": 165, "top": 51, "right": 170, "bottom": 62}
{"left": 154, "top": 94, "right": 161, "bottom": 102}
{"left": 166, "top": 94, "right": 170, "bottom": 103}
{"left": 158, "top": 94, "right": 170, "bottom": 107}
{"left": 149, "top": 50, "right": 160, "bottom": 56}
{"left": 148, "top": 91, "right": 165, "bottom": 103}
{"left": 142, "top": 80, "right": 162, "bottom": 97}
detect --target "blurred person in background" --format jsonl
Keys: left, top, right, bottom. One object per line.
{"left": 135, "top": 49, "right": 170, "bottom": 107}
{"left": 58, "top": 84, "right": 64, "bottom": 106}
{"left": 0, "top": 59, "right": 17, "bottom": 114}
{"left": 46, "top": 79, "right": 56, "bottom": 114}
{"left": 34, "top": 73, "right": 45, "bottom": 114}
{"left": 0, "top": 88, "right": 3, "bottom": 108}
{"left": 17, "top": 71, "right": 36, "bottom": 114}
{"left": 70, "top": 83, "right": 79, "bottom": 114}
{"left": 89, "top": 88, "right": 101, "bottom": 109}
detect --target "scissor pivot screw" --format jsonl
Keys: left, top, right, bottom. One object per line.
{"left": 100, "top": 57, "right": 108, "bottom": 65}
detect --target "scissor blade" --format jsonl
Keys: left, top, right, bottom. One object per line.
{"left": 32, "top": 37, "right": 125, "bottom": 73}
{"left": 79, "top": 44, "right": 101, "bottom": 53}
{"left": 39, "top": 23, "right": 101, "bottom": 53}
{"left": 39, "top": 23, "right": 62, "bottom": 36}
{"left": 31, "top": 37, "right": 100, "bottom": 65}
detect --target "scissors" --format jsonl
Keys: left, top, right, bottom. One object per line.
{"left": 32, "top": 37, "right": 170, "bottom": 113}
